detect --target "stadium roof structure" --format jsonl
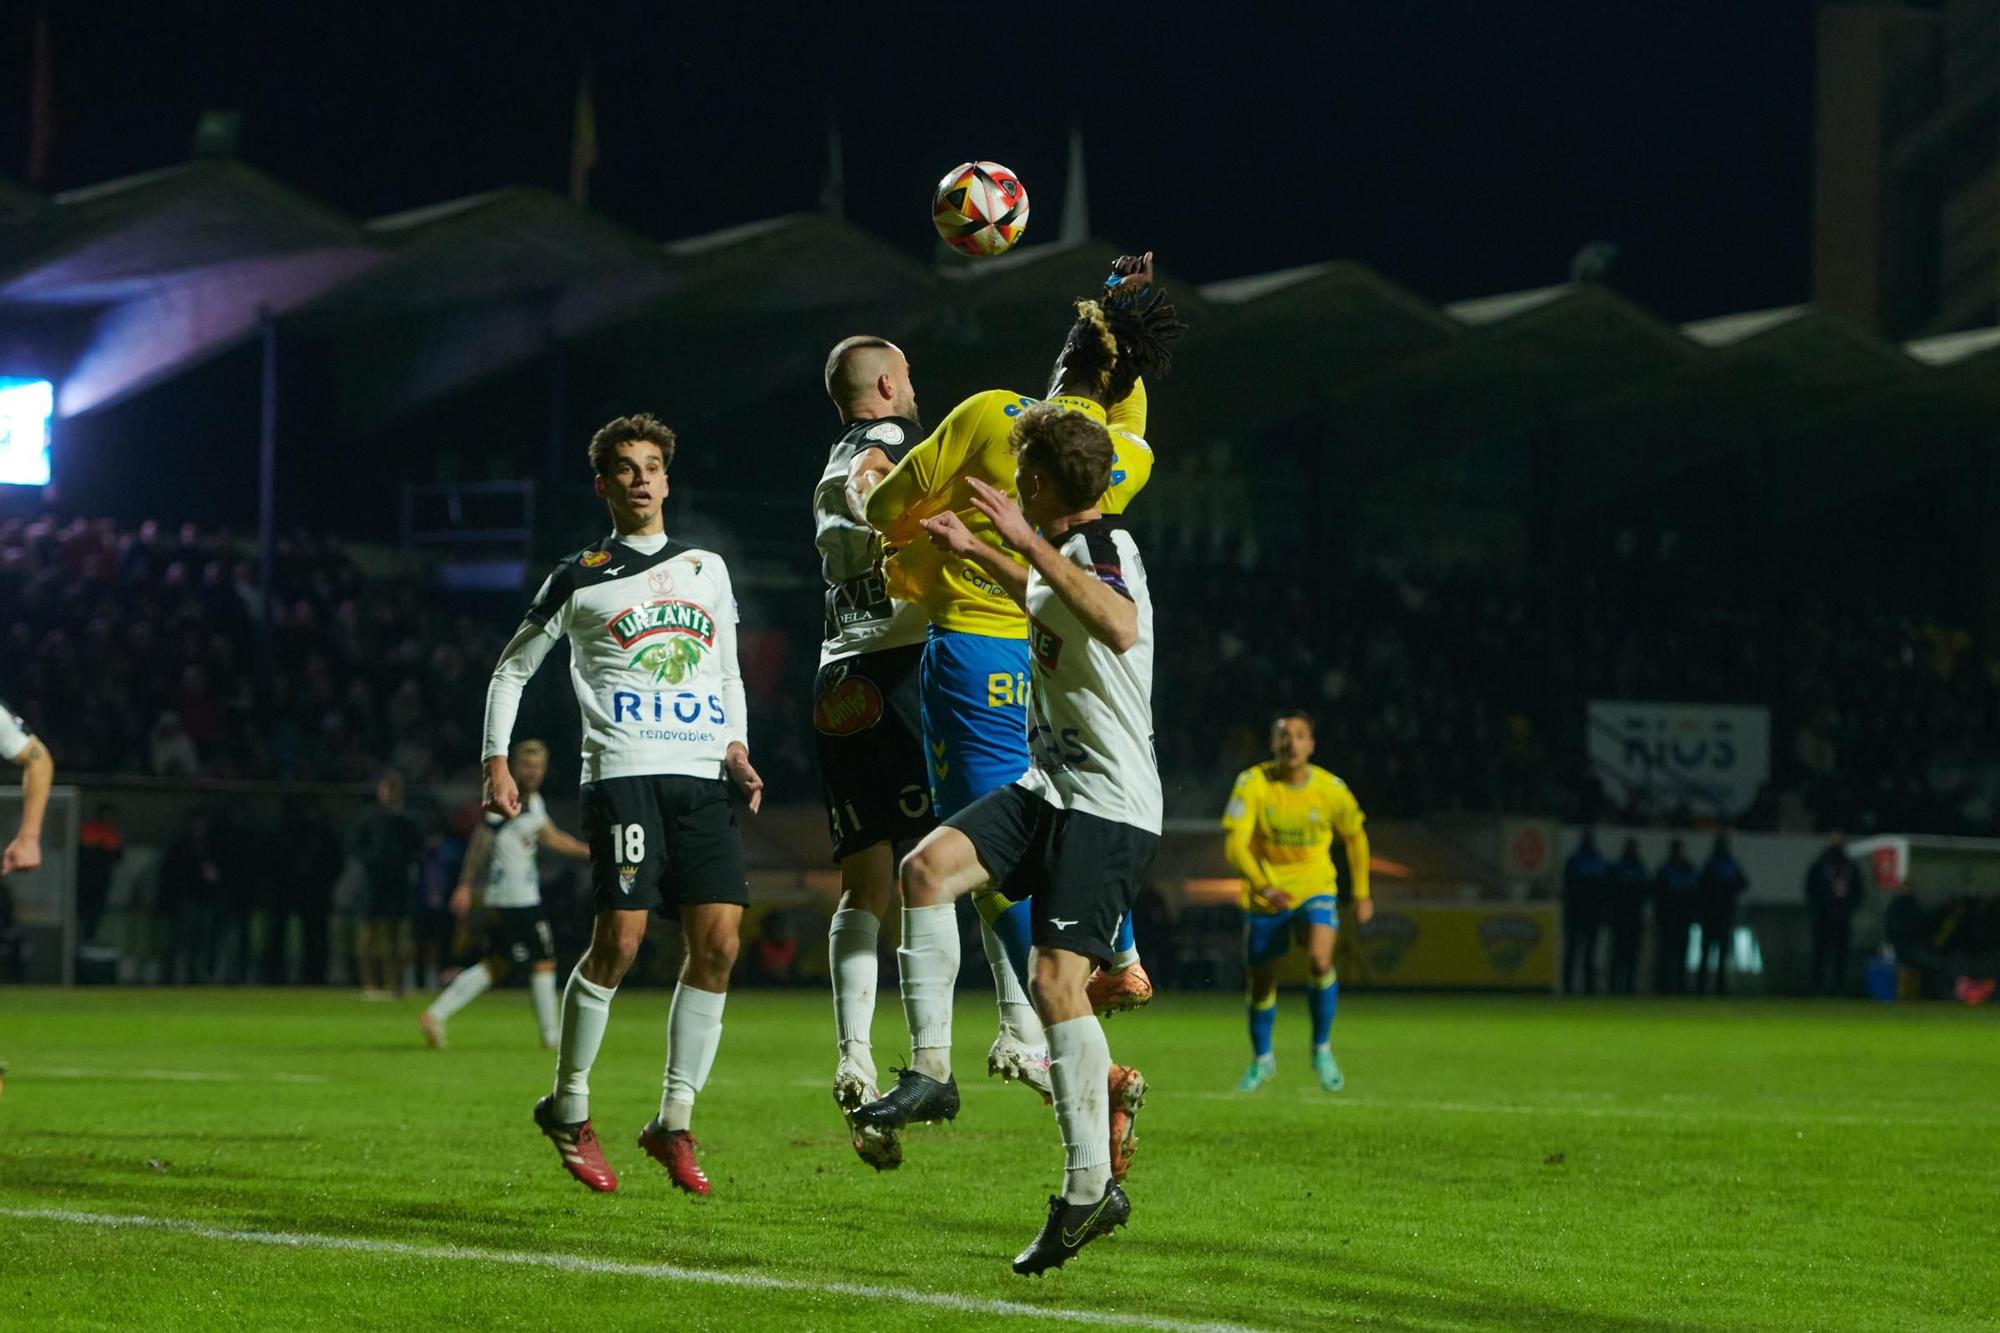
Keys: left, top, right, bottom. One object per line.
{"left": 3, "top": 159, "right": 1997, "bottom": 533}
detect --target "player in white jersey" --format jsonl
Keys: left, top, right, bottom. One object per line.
{"left": 0, "top": 699, "right": 54, "bottom": 875}
{"left": 812, "top": 337, "right": 937, "bottom": 1171}
{"left": 419, "top": 739, "right": 588, "bottom": 1051}
{"left": 852, "top": 404, "right": 1156, "bottom": 1275}
{"left": 481, "top": 413, "right": 765, "bottom": 1198}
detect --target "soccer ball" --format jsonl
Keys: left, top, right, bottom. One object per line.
{"left": 933, "top": 161, "right": 1029, "bottom": 257}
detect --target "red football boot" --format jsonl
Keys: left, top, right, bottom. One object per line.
{"left": 637, "top": 1119, "right": 712, "bottom": 1197}
{"left": 1087, "top": 962, "right": 1155, "bottom": 1017}
{"left": 532, "top": 1095, "right": 617, "bottom": 1193}
{"left": 1108, "top": 1063, "right": 1148, "bottom": 1182}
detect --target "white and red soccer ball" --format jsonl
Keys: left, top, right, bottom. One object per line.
{"left": 932, "top": 161, "right": 1029, "bottom": 257}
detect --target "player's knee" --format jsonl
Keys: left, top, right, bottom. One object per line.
{"left": 899, "top": 846, "right": 946, "bottom": 906}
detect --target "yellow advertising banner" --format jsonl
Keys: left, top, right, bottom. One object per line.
{"left": 1296, "top": 905, "right": 1558, "bottom": 990}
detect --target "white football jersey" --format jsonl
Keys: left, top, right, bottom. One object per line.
{"left": 1014, "top": 519, "right": 1161, "bottom": 833}
{"left": 483, "top": 533, "right": 748, "bottom": 785}
{"left": 481, "top": 790, "right": 549, "bottom": 909}
{"left": 0, "top": 699, "right": 31, "bottom": 762}
{"left": 814, "top": 416, "right": 928, "bottom": 665}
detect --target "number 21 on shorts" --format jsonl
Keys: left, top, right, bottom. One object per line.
{"left": 609, "top": 823, "right": 646, "bottom": 862}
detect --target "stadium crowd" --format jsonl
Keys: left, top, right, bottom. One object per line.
{"left": 3, "top": 512, "right": 1997, "bottom": 836}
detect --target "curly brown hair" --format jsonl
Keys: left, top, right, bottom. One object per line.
{"left": 587, "top": 413, "right": 677, "bottom": 476}
{"left": 1010, "top": 403, "right": 1113, "bottom": 511}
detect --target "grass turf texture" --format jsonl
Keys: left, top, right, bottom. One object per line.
{"left": 0, "top": 989, "right": 1994, "bottom": 1332}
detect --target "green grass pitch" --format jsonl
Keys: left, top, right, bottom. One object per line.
{"left": 1, "top": 986, "right": 1994, "bottom": 1331}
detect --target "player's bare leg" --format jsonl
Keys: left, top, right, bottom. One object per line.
{"left": 1239, "top": 963, "right": 1279, "bottom": 1091}
{"left": 1305, "top": 923, "right": 1342, "bottom": 1091}
{"left": 1014, "top": 946, "right": 1131, "bottom": 1276}
{"left": 851, "top": 826, "right": 992, "bottom": 1132}
{"left": 636, "top": 899, "right": 740, "bottom": 1197}
{"left": 534, "top": 907, "right": 644, "bottom": 1192}
{"left": 829, "top": 842, "right": 900, "bottom": 1169}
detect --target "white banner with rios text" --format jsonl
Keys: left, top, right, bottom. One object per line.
{"left": 1585, "top": 700, "right": 1771, "bottom": 818}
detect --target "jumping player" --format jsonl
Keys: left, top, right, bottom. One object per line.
{"left": 1224, "top": 712, "right": 1372, "bottom": 1093}
{"left": 420, "top": 738, "right": 589, "bottom": 1051}
{"left": 853, "top": 404, "right": 1157, "bottom": 1274}
{"left": 481, "top": 413, "right": 764, "bottom": 1197}
{"left": 812, "top": 335, "right": 935, "bottom": 1170}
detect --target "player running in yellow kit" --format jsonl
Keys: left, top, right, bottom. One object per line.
{"left": 1223, "top": 711, "right": 1372, "bottom": 1092}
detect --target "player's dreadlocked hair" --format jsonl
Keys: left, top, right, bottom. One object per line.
{"left": 1056, "top": 285, "right": 1188, "bottom": 406}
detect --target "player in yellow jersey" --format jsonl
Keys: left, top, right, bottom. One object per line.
{"left": 1221, "top": 711, "right": 1372, "bottom": 1093}
{"left": 857, "top": 259, "right": 1184, "bottom": 1095}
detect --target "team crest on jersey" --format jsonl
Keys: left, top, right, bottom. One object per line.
{"left": 580, "top": 550, "right": 611, "bottom": 568}
{"left": 1028, "top": 615, "right": 1063, "bottom": 672}
{"left": 813, "top": 663, "right": 884, "bottom": 736}
{"left": 863, "top": 421, "right": 905, "bottom": 446}
{"left": 648, "top": 568, "right": 675, "bottom": 596}
{"left": 618, "top": 864, "right": 638, "bottom": 893}
{"left": 609, "top": 599, "right": 717, "bottom": 683}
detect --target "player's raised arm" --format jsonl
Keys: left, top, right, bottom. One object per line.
{"left": 481, "top": 570, "right": 572, "bottom": 817}
{"left": 970, "top": 473, "right": 1138, "bottom": 653}
{"left": 1, "top": 704, "right": 53, "bottom": 875}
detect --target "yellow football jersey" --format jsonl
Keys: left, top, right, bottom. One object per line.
{"left": 863, "top": 384, "right": 1154, "bottom": 637}
{"left": 1220, "top": 763, "right": 1369, "bottom": 910}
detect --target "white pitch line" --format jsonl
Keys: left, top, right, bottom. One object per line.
{"left": 0, "top": 1207, "right": 1274, "bottom": 1333}
{"left": 31, "top": 1067, "right": 328, "bottom": 1085}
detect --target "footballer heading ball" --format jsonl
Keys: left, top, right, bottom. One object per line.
{"left": 933, "top": 161, "right": 1029, "bottom": 257}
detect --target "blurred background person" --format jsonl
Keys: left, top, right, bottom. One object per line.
{"left": 1652, "top": 837, "right": 1698, "bottom": 995}
{"left": 1605, "top": 837, "right": 1649, "bottom": 995}
{"left": 349, "top": 770, "right": 421, "bottom": 999}
{"left": 1696, "top": 833, "right": 1748, "bottom": 995}
{"left": 1804, "top": 831, "right": 1866, "bottom": 997}
{"left": 267, "top": 795, "right": 344, "bottom": 985}
{"left": 76, "top": 802, "right": 123, "bottom": 947}
{"left": 1562, "top": 829, "right": 1608, "bottom": 995}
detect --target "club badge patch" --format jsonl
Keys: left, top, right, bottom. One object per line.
{"left": 580, "top": 550, "right": 611, "bottom": 568}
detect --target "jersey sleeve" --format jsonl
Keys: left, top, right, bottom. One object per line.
{"left": 0, "top": 703, "right": 32, "bottom": 763}
{"left": 1106, "top": 376, "right": 1147, "bottom": 439}
{"left": 712, "top": 558, "right": 748, "bottom": 751}
{"left": 862, "top": 391, "right": 1000, "bottom": 544}
{"left": 1072, "top": 527, "right": 1135, "bottom": 601}
{"left": 1325, "top": 776, "right": 1366, "bottom": 836}
{"left": 1220, "top": 768, "right": 1269, "bottom": 888}
{"left": 481, "top": 568, "right": 569, "bottom": 761}
{"left": 1100, "top": 378, "right": 1154, "bottom": 515}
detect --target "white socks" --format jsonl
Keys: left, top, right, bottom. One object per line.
{"left": 552, "top": 966, "right": 615, "bottom": 1123}
{"left": 1048, "top": 1015, "right": 1113, "bottom": 1203}
{"left": 979, "top": 915, "right": 1047, "bottom": 1050}
{"left": 426, "top": 962, "right": 491, "bottom": 1022}
{"left": 899, "top": 904, "right": 961, "bottom": 1081}
{"left": 529, "top": 968, "right": 559, "bottom": 1045}
{"left": 660, "top": 982, "right": 727, "bottom": 1132}
{"left": 829, "top": 907, "right": 880, "bottom": 1083}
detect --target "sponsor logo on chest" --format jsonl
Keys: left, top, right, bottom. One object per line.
{"left": 606, "top": 597, "right": 717, "bottom": 684}
{"left": 1028, "top": 615, "right": 1063, "bottom": 672}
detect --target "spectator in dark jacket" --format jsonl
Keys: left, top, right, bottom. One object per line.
{"left": 1696, "top": 833, "right": 1748, "bottom": 994}
{"left": 349, "top": 771, "right": 421, "bottom": 998}
{"left": 160, "top": 811, "right": 224, "bottom": 984}
{"left": 1652, "top": 838, "right": 1699, "bottom": 995}
{"left": 266, "top": 795, "right": 344, "bottom": 985}
{"left": 1561, "top": 830, "right": 1609, "bottom": 995}
{"left": 76, "top": 803, "right": 123, "bottom": 945}
{"left": 1606, "top": 838, "right": 1650, "bottom": 995}
{"left": 1804, "top": 831, "right": 1866, "bottom": 996}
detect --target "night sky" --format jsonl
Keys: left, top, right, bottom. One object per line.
{"left": 4, "top": 2, "right": 1819, "bottom": 320}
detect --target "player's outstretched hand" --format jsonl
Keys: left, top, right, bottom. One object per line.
{"left": 482, "top": 759, "right": 521, "bottom": 819}
{"left": 1259, "top": 887, "right": 1293, "bottom": 914}
{"left": 1, "top": 834, "right": 40, "bottom": 876}
{"left": 724, "top": 743, "right": 764, "bottom": 814}
{"left": 920, "top": 510, "right": 984, "bottom": 559}
{"left": 966, "top": 478, "right": 1035, "bottom": 549}
{"left": 1106, "top": 250, "right": 1155, "bottom": 293}
{"left": 1355, "top": 898, "right": 1375, "bottom": 925}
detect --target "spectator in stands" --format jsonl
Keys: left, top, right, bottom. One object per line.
{"left": 1561, "top": 830, "right": 1608, "bottom": 995}
{"left": 76, "top": 802, "right": 123, "bottom": 946}
{"left": 751, "top": 908, "right": 799, "bottom": 985}
{"left": 159, "top": 810, "right": 224, "bottom": 984}
{"left": 413, "top": 813, "right": 470, "bottom": 990}
{"left": 269, "top": 795, "right": 343, "bottom": 986}
{"left": 1696, "top": 833, "right": 1748, "bottom": 994}
{"left": 1605, "top": 838, "right": 1649, "bottom": 995}
{"left": 1652, "top": 838, "right": 1699, "bottom": 995}
{"left": 1804, "top": 831, "right": 1866, "bottom": 997}
{"left": 349, "top": 770, "right": 421, "bottom": 1000}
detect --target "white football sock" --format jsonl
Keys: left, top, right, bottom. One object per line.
{"left": 899, "top": 904, "right": 961, "bottom": 1082}
{"left": 660, "top": 982, "right": 727, "bottom": 1132}
{"left": 979, "top": 914, "right": 1047, "bottom": 1050}
{"left": 1048, "top": 1015, "right": 1113, "bottom": 1204}
{"left": 426, "top": 962, "right": 491, "bottom": 1022}
{"left": 552, "top": 966, "right": 615, "bottom": 1123}
{"left": 829, "top": 907, "right": 880, "bottom": 1082}
{"left": 529, "top": 968, "right": 559, "bottom": 1045}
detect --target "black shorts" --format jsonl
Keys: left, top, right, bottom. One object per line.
{"left": 945, "top": 784, "right": 1158, "bottom": 966}
{"left": 483, "top": 906, "right": 555, "bottom": 966}
{"left": 579, "top": 775, "right": 750, "bottom": 914}
{"left": 813, "top": 643, "right": 936, "bottom": 861}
